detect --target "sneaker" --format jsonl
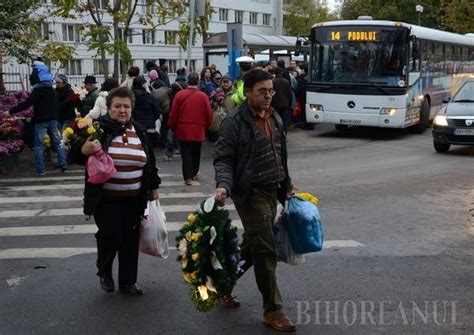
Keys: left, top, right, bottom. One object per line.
{"left": 36, "top": 171, "right": 46, "bottom": 176}
{"left": 61, "top": 167, "right": 68, "bottom": 173}
{"left": 185, "top": 179, "right": 193, "bottom": 186}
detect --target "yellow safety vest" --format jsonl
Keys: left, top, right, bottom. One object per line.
{"left": 231, "top": 80, "right": 246, "bottom": 107}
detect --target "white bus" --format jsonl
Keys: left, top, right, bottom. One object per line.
{"left": 304, "top": 18, "right": 474, "bottom": 132}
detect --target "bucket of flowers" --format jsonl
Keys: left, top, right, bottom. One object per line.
{"left": 0, "top": 116, "right": 25, "bottom": 174}
{"left": 176, "top": 196, "right": 240, "bottom": 312}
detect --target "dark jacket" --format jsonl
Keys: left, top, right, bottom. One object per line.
{"left": 80, "top": 87, "right": 99, "bottom": 117}
{"left": 10, "top": 86, "right": 59, "bottom": 123}
{"left": 132, "top": 89, "right": 161, "bottom": 130}
{"left": 70, "top": 118, "right": 161, "bottom": 216}
{"left": 272, "top": 76, "right": 293, "bottom": 109}
{"left": 170, "top": 78, "right": 188, "bottom": 111}
{"left": 157, "top": 68, "right": 171, "bottom": 88}
{"left": 56, "top": 84, "right": 76, "bottom": 122}
{"left": 214, "top": 102, "right": 292, "bottom": 207}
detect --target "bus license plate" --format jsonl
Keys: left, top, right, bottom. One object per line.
{"left": 340, "top": 119, "right": 361, "bottom": 125}
{"left": 454, "top": 128, "right": 474, "bottom": 136}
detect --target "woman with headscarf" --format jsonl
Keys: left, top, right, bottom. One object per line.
{"left": 55, "top": 74, "right": 75, "bottom": 131}
{"left": 71, "top": 86, "right": 161, "bottom": 296}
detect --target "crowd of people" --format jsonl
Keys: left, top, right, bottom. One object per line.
{"left": 4, "top": 56, "right": 311, "bottom": 332}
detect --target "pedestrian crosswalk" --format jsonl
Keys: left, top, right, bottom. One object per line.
{"left": 0, "top": 168, "right": 365, "bottom": 261}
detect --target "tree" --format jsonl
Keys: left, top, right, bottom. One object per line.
{"left": 339, "top": 0, "right": 448, "bottom": 30}
{"left": 283, "top": 0, "right": 338, "bottom": 36}
{"left": 0, "top": 0, "right": 75, "bottom": 94}
{"left": 51, "top": 0, "right": 212, "bottom": 80}
{"left": 441, "top": 0, "right": 474, "bottom": 34}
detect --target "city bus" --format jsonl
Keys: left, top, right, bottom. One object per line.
{"left": 302, "top": 18, "right": 474, "bottom": 133}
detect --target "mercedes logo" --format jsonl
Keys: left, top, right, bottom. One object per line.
{"left": 347, "top": 101, "right": 355, "bottom": 108}
{"left": 466, "top": 120, "right": 473, "bottom": 126}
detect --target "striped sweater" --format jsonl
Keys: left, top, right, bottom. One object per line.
{"left": 103, "top": 125, "right": 147, "bottom": 197}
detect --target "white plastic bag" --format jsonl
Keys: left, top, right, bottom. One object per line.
{"left": 274, "top": 204, "right": 305, "bottom": 265}
{"left": 139, "top": 200, "right": 169, "bottom": 258}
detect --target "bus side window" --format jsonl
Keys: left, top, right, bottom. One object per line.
{"left": 409, "top": 41, "right": 421, "bottom": 85}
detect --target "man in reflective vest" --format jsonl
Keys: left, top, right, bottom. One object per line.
{"left": 231, "top": 56, "right": 255, "bottom": 107}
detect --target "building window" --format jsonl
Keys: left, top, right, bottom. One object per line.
{"left": 165, "top": 31, "right": 179, "bottom": 45}
{"left": 142, "top": 29, "right": 155, "bottom": 44}
{"left": 93, "top": 59, "right": 109, "bottom": 75}
{"left": 93, "top": 0, "right": 108, "bottom": 9}
{"left": 263, "top": 14, "right": 271, "bottom": 26}
{"left": 118, "top": 28, "right": 133, "bottom": 43}
{"left": 38, "top": 22, "right": 50, "bottom": 41}
{"left": 250, "top": 12, "right": 258, "bottom": 25}
{"left": 168, "top": 60, "right": 177, "bottom": 73}
{"left": 185, "top": 59, "right": 196, "bottom": 72}
{"left": 62, "top": 24, "right": 81, "bottom": 42}
{"left": 219, "top": 8, "right": 228, "bottom": 21}
{"left": 235, "top": 10, "right": 243, "bottom": 23}
{"left": 64, "top": 59, "right": 82, "bottom": 75}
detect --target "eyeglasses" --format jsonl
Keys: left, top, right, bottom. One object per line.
{"left": 256, "top": 88, "right": 276, "bottom": 97}
{"left": 214, "top": 77, "right": 222, "bottom": 80}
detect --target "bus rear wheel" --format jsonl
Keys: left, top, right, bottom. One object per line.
{"left": 411, "top": 99, "right": 430, "bottom": 134}
{"left": 433, "top": 141, "right": 450, "bottom": 153}
{"left": 335, "top": 124, "right": 349, "bottom": 132}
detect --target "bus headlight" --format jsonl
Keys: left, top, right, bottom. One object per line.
{"left": 434, "top": 115, "right": 448, "bottom": 127}
{"left": 380, "top": 108, "right": 397, "bottom": 116}
{"left": 309, "top": 104, "right": 324, "bottom": 112}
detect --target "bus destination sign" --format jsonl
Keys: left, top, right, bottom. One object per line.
{"left": 330, "top": 31, "right": 377, "bottom": 41}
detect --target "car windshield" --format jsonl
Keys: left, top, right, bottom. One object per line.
{"left": 453, "top": 82, "right": 474, "bottom": 102}
{"left": 310, "top": 26, "right": 409, "bottom": 87}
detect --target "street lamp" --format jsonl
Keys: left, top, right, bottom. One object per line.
{"left": 416, "top": 5, "right": 424, "bottom": 26}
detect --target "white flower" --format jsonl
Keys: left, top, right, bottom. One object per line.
{"left": 198, "top": 285, "right": 209, "bottom": 301}
{"left": 206, "top": 276, "right": 217, "bottom": 293}
{"left": 210, "top": 226, "right": 217, "bottom": 245}
{"left": 178, "top": 238, "right": 188, "bottom": 256}
{"left": 203, "top": 196, "right": 215, "bottom": 213}
{"left": 210, "top": 251, "right": 223, "bottom": 270}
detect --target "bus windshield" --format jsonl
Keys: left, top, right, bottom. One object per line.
{"left": 310, "top": 26, "right": 410, "bottom": 87}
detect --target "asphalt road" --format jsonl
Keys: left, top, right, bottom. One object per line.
{"left": 0, "top": 124, "right": 473, "bottom": 334}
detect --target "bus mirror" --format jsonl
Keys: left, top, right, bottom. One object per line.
{"left": 295, "top": 40, "right": 302, "bottom": 56}
{"left": 442, "top": 97, "right": 451, "bottom": 104}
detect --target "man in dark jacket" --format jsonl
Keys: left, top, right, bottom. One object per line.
{"left": 80, "top": 75, "right": 99, "bottom": 117}
{"left": 55, "top": 74, "right": 76, "bottom": 130}
{"left": 272, "top": 67, "right": 293, "bottom": 131}
{"left": 6, "top": 72, "right": 68, "bottom": 175}
{"left": 132, "top": 76, "right": 161, "bottom": 146}
{"left": 214, "top": 69, "right": 296, "bottom": 332}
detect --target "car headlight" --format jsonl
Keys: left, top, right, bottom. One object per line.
{"left": 380, "top": 108, "right": 397, "bottom": 116}
{"left": 309, "top": 104, "right": 324, "bottom": 112}
{"left": 433, "top": 115, "right": 448, "bottom": 127}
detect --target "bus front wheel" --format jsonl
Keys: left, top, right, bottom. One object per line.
{"left": 411, "top": 99, "right": 430, "bottom": 134}
{"left": 335, "top": 124, "right": 349, "bottom": 132}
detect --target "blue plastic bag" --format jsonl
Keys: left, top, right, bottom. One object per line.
{"left": 284, "top": 196, "right": 323, "bottom": 254}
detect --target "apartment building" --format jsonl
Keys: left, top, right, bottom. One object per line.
{"left": 22, "top": 0, "right": 283, "bottom": 78}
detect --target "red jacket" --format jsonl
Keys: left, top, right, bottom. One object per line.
{"left": 168, "top": 87, "right": 213, "bottom": 142}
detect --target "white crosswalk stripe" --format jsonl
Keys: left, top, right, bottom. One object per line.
{"left": 0, "top": 172, "right": 364, "bottom": 261}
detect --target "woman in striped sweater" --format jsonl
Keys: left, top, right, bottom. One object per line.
{"left": 72, "top": 87, "right": 161, "bottom": 296}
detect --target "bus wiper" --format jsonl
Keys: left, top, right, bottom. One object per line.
{"left": 365, "top": 83, "right": 390, "bottom": 94}
{"left": 453, "top": 99, "right": 474, "bottom": 103}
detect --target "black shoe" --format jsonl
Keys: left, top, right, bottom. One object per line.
{"left": 100, "top": 276, "right": 115, "bottom": 292}
{"left": 119, "top": 283, "right": 143, "bottom": 296}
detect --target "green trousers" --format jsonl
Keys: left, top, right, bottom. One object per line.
{"left": 234, "top": 187, "right": 283, "bottom": 314}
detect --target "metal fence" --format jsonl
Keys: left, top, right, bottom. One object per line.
{"left": 1, "top": 65, "right": 177, "bottom": 93}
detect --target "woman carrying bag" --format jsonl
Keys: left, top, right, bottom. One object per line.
{"left": 70, "top": 87, "right": 161, "bottom": 296}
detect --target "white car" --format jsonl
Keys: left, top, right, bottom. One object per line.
{"left": 432, "top": 80, "right": 474, "bottom": 153}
